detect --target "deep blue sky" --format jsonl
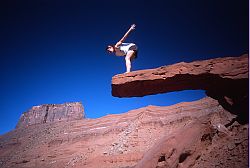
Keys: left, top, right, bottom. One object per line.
{"left": 0, "top": 0, "right": 248, "bottom": 135}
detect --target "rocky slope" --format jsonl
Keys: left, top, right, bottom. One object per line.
{"left": 0, "top": 54, "right": 248, "bottom": 168}
{"left": 0, "top": 97, "right": 248, "bottom": 168}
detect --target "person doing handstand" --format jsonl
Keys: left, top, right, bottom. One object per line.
{"left": 106, "top": 24, "right": 138, "bottom": 73}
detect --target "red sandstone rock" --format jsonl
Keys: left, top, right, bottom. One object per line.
{"left": 0, "top": 97, "right": 248, "bottom": 168}
{"left": 0, "top": 54, "right": 248, "bottom": 168}
{"left": 16, "top": 102, "right": 84, "bottom": 128}
{"left": 112, "top": 54, "right": 248, "bottom": 97}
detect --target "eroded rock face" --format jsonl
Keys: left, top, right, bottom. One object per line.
{"left": 0, "top": 97, "right": 248, "bottom": 168}
{"left": 112, "top": 54, "right": 249, "bottom": 124}
{"left": 16, "top": 102, "right": 84, "bottom": 128}
{"left": 112, "top": 54, "right": 248, "bottom": 98}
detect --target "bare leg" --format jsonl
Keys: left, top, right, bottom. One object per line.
{"left": 125, "top": 50, "right": 135, "bottom": 73}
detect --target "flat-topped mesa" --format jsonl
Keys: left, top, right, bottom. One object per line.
{"left": 16, "top": 102, "right": 84, "bottom": 128}
{"left": 112, "top": 54, "right": 248, "bottom": 98}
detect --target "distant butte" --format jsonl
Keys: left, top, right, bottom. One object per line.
{"left": 16, "top": 102, "right": 84, "bottom": 128}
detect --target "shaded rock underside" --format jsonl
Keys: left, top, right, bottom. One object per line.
{"left": 112, "top": 54, "right": 249, "bottom": 125}
{"left": 112, "top": 54, "right": 248, "bottom": 98}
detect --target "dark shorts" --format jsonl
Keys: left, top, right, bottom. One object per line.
{"left": 128, "top": 45, "right": 138, "bottom": 59}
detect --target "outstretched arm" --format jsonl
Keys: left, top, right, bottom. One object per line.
{"left": 115, "top": 24, "right": 136, "bottom": 47}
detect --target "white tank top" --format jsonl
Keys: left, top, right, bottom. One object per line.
{"left": 115, "top": 43, "right": 138, "bottom": 56}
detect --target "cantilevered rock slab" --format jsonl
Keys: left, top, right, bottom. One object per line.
{"left": 112, "top": 54, "right": 248, "bottom": 98}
